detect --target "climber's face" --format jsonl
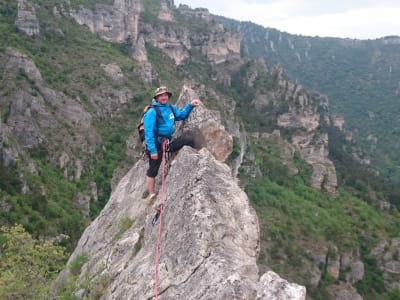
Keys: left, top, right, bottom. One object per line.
{"left": 156, "top": 92, "right": 169, "bottom": 105}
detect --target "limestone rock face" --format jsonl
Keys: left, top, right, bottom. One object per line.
{"left": 249, "top": 66, "right": 337, "bottom": 194}
{"left": 257, "top": 272, "right": 306, "bottom": 300}
{"left": 145, "top": 25, "right": 191, "bottom": 65}
{"left": 15, "top": 0, "right": 40, "bottom": 36}
{"left": 201, "top": 26, "right": 241, "bottom": 64}
{"left": 327, "top": 283, "right": 363, "bottom": 300}
{"left": 100, "top": 63, "right": 124, "bottom": 81}
{"left": 2, "top": 48, "right": 100, "bottom": 169}
{"left": 371, "top": 237, "right": 400, "bottom": 290}
{"left": 69, "top": 0, "right": 240, "bottom": 66}
{"left": 158, "top": 0, "right": 174, "bottom": 22}
{"left": 70, "top": 0, "right": 142, "bottom": 43}
{"left": 175, "top": 86, "right": 233, "bottom": 161}
{"left": 56, "top": 146, "right": 305, "bottom": 299}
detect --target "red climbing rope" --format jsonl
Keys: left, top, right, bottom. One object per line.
{"left": 154, "top": 139, "right": 168, "bottom": 300}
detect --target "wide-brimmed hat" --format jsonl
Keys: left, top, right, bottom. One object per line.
{"left": 154, "top": 86, "right": 172, "bottom": 98}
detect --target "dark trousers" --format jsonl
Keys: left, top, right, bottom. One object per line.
{"left": 146, "top": 133, "right": 194, "bottom": 178}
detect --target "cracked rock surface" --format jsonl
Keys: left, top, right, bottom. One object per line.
{"left": 56, "top": 146, "right": 305, "bottom": 299}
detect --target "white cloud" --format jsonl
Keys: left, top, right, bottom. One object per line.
{"left": 176, "top": 0, "right": 400, "bottom": 39}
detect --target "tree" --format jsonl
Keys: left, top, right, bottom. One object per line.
{"left": 0, "top": 224, "right": 67, "bottom": 299}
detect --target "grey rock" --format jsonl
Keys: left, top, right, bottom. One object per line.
{"left": 370, "top": 237, "right": 400, "bottom": 290}
{"left": 327, "top": 255, "right": 340, "bottom": 280}
{"left": 100, "top": 63, "right": 124, "bottom": 81}
{"left": 327, "top": 283, "right": 363, "bottom": 300}
{"left": 340, "top": 250, "right": 364, "bottom": 284}
{"left": 158, "top": 0, "right": 174, "bottom": 22}
{"left": 384, "top": 261, "right": 400, "bottom": 274}
{"left": 75, "top": 159, "right": 83, "bottom": 180}
{"left": 2, "top": 148, "right": 15, "bottom": 167}
{"left": 175, "top": 86, "right": 233, "bottom": 161}
{"left": 0, "top": 198, "right": 12, "bottom": 212}
{"left": 70, "top": 0, "right": 240, "bottom": 65}
{"left": 56, "top": 146, "right": 305, "bottom": 299}
{"left": 349, "top": 261, "right": 365, "bottom": 284}
{"left": 4, "top": 48, "right": 100, "bottom": 162}
{"left": 257, "top": 271, "right": 306, "bottom": 300}
{"left": 15, "top": 0, "right": 40, "bottom": 36}
{"left": 70, "top": 0, "right": 142, "bottom": 44}
{"left": 76, "top": 193, "right": 90, "bottom": 218}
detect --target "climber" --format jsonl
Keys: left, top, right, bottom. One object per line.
{"left": 143, "top": 86, "right": 201, "bottom": 208}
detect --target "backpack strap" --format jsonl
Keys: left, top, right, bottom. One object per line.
{"left": 152, "top": 106, "right": 162, "bottom": 139}
{"left": 153, "top": 104, "right": 175, "bottom": 136}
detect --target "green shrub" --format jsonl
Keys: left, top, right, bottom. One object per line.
{"left": 0, "top": 224, "right": 67, "bottom": 299}
{"left": 113, "top": 216, "right": 134, "bottom": 241}
{"left": 69, "top": 253, "right": 89, "bottom": 276}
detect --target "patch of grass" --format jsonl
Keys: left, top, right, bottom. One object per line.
{"left": 69, "top": 253, "right": 89, "bottom": 276}
{"left": 113, "top": 216, "right": 134, "bottom": 241}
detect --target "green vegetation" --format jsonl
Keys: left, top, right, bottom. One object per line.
{"left": 140, "top": 0, "right": 161, "bottom": 24}
{"left": 219, "top": 18, "right": 400, "bottom": 185}
{"left": 59, "top": 252, "right": 112, "bottom": 299}
{"left": 69, "top": 253, "right": 89, "bottom": 275}
{"left": 0, "top": 159, "right": 87, "bottom": 249}
{"left": 112, "top": 216, "right": 134, "bottom": 241}
{"left": 0, "top": 0, "right": 144, "bottom": 251}
{"left": 0, "top": 224, "right": 67, "bottom": 298}
{"left": 240, "top": 134, "right": 400, "bottom": 298}
{"left": 226, "top": 136, "right": 241, "bottom": 163}
{"left": 1, "top": 1, "right": 400, "bottom": 299}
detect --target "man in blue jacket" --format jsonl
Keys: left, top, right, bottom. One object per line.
{"left": 143, "top": 86, "right": 200, "bottom": 204}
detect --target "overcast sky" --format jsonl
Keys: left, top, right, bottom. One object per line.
{"left": 176, "top": 0, "right": 400, "bottom": 39}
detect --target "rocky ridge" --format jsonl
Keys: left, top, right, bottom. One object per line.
{"left": 55, "top": 95, "right": 306, "bottom": 299}
{"left": 1, "top": 48, "right": 100, "bottom": 171}
{"left": 68, "top": 0, "right": 240, "bottom": 66}
{"left": 240, "top": 63, "right": 338, "bottom": 194}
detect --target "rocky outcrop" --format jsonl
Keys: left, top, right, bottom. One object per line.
{"left": 100, "top": 63, "right": 124, "bottom": 82}
{"left": 15, "top": 0, "right": 40, "bottom": 36}
{"left": 55, "top": 99, "right": 305, "bottom": 299}
{"left": 201, "top": 24, "right": 241, "bottom": 64}
{"left": 2, "top": 48, "right": 100, "bottom": 174}
{"left": 55, "top": 147, "right": 305, "bottom": 299}
{"left": 246, "top": 65, "right": 337, "bottom": 194}
{"left": 277, "top": 82, "right": 337, "bottom": 194}
{"left": 258, "top": 271, "right": 306, "bottom": 299}
{"left": 178, "top": 6, "right": 213, "bottom": 23}
{"left": 305, "top": 246, "right": 365, "bottom": 293}
{"left": 175, "top": 86, "right": 233, "bottom": 161}
{"left": 70, "top": 0, "right": 142, "bottom": 44}
{"left": 158, "top": 0, "right": 174, "bottom": 22}
{"left": 68, "top": 0, "right": 240, "bottom": 66}
{"left": 144, "top": 24, "right": 191, "bottom": 65}
{"left": 371, "top": 237, "right": 400, "bottom": 290}
{"left": 333, "top": 114, "right": 345, "bottom": 131}
{"left": 327, "top": 283, "right": 363, "bottom": 300}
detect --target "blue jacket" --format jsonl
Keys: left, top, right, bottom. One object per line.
{"left": 143, "top": 100, "right": 194, "bottom": 155}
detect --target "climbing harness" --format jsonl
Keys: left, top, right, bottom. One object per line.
{"left": 153, "top": 138, "right": 168, "bottom": 300}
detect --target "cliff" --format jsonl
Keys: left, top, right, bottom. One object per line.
{"left": 55, "top": 101, "right": 306, "bottom": 299}
{"left": 4, "top": 1, "right": 399, "bottom": 298}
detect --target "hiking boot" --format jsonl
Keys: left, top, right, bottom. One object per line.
{"left": 144, "top": 193, "right": 157, "bottom": 209}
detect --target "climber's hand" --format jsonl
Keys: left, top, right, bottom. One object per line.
{"left": 191, "top": 99, "right": 201, "bottom": 106}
